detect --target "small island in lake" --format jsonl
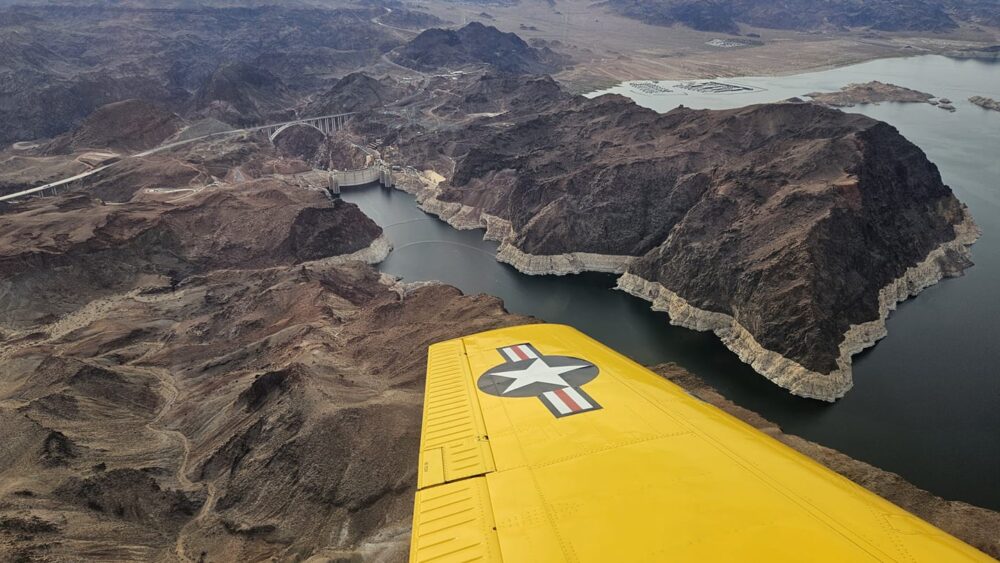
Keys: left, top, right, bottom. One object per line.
{"left": 969, "top": 95, "right": 1000, "bottom": 112}
{"left": 806, "top": 81, "right": 934, "bottom": 107}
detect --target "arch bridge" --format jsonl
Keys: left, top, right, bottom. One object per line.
{"left": 264, "top": 113, "right": 355, "bottom": 143}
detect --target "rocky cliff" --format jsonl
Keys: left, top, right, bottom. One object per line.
{"left": 403, "top": 89, "right": 977, "bottom": 400}
{"left": 272, "top": 125, "right": 370, "bottom": 171}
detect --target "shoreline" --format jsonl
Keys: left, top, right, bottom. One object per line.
{"left": 567, "top": 51, "right": 921, "bottom": 91}
{"left": 402, "top": 169, "right": 980, "bottom": 401}
{"left": 573, "top": 52, "right": 1000, "bottom": 101}
{"left": 305, "top": 232, "right": 393, "bottom": 267}
{"left": 619, "top": 207, "right": 979, "bottom": 401}
{"left": 561, "top": 48, "right": 1000, "bottom": 95}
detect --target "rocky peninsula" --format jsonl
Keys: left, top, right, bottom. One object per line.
{"left": 399, "top": 81, "right": 978, "bottom": 401}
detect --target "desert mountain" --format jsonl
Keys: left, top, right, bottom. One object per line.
{"left": 304, "top": 72, "right": 414, "bottom": 116}
{"left": 0, "top": 180, "right": 383, "bottom": 326}
{"left": 392, "top": 22, "right": 566, "bottom": 74}
{"left": 191, "top": 63, "right": 296, "bottom": 127}
{"left": 0, "top": 4, "right": 406, "bottom": 145}
{"left": 41, "top": 100, "right": 183, "bottom": 155}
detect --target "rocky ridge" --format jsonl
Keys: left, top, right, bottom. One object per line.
{"left": 391, "top": 22, "right": 567, "bottom": 74}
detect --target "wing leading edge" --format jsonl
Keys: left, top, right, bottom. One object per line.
{"left": 410, "top": 324, "right": 988, "bottom": 562}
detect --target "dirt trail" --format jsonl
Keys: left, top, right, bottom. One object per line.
{"left": 124, "top": 361, "right": 213, "bottom": 563}
{"left": 174, "top": 482, "right": 218, "bottom": 563}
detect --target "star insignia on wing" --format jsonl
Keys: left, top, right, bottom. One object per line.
{"left": 491, "top": 358, "right": 591, "bottom": 394}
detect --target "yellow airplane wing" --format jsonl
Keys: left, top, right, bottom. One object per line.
{"left": 409, "top": 324, "right": 989, "bottom": 562}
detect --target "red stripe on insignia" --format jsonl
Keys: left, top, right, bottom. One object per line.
{"left": 511, "top": 346, "right": 529, "bottom": 361}
{"left": 554, "top": 388, "right": 580, "bottom": 412}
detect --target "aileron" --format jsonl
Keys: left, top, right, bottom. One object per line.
{"left": 418, "top": 339, "right": 495, "bottom": 489}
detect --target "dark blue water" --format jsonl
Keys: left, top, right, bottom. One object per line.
{"left": 344, "top": 55, "right": 1000, "bottom": 510}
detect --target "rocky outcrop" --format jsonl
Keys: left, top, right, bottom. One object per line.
{"left": 806, "top": 81, "right": 935, "bottom": 107}
{"left": 403, "top": 85, "right": 978, "bottom": 400}
{"left": 969, "top": 96, "right": 1000, "bottom": 111}
{"left": 272, "top": 126, "right": 370, "bottom": 171}
{"left": 301, "top": 232, "right": 392, "bottom": 267}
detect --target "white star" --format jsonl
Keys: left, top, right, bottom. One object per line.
{"left": 493, "top": 359, "right": 587, "bottom": 394}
